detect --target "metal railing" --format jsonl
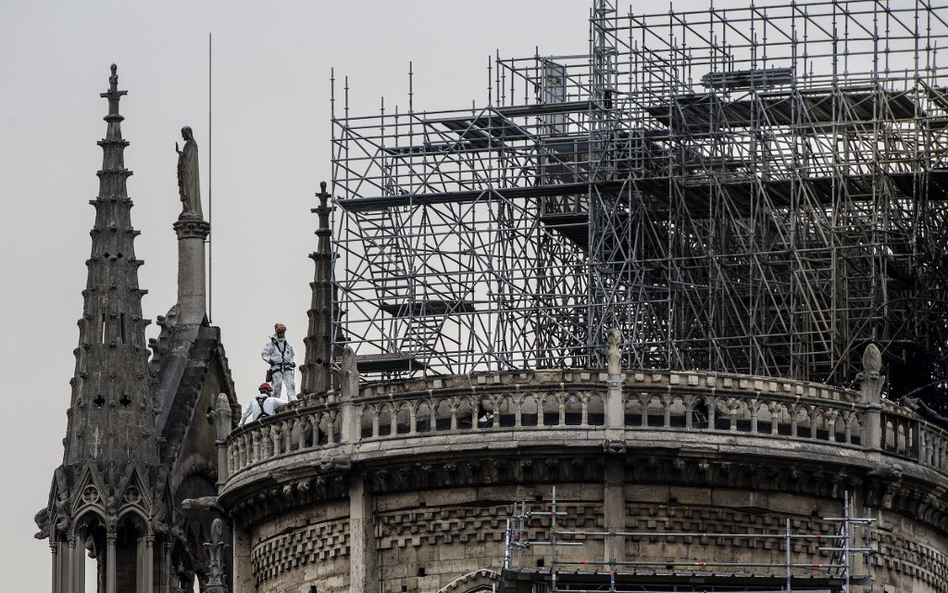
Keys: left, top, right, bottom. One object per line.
{"left": 502, "top": 487, "right": 875, "bottom": 593}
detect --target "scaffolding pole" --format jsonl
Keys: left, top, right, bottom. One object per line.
{"left": 503, "top": 490, "right": 875, "bottom": 593}
{"left": 331, "top": 0, "right": 948, "bottom": 413}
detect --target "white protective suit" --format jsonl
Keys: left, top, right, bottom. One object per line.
{"left": 238, "top": 396, "right": 286, "bottom": 425}
{"left": 261, "top": 335, "right": 297, "bottom": 401}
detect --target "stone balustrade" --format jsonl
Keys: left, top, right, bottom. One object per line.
{"left": 227, "top": 406, "right": 341, "bottom": 473}
{"left": 884, "top": 406, "right": 948, "bottom": 472}
{"left": 223, "top": 368, "right": 947, "bottom": 480}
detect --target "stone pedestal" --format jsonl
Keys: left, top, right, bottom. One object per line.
{"left": 173, "top": 217, "right": 210, "bottom": 325}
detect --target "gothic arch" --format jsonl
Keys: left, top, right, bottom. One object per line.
{"left": 116, "top": 506, "right": 151, "bottom": 535}
{"left": 171, "top": 452, "right": 217, "bottom": 493}
{"left": 437, "top": 569, "right": 501, "bottom": 593}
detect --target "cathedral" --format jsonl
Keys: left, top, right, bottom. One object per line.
{"left": 36, "top": 2, "right": 948, "bottom": 592}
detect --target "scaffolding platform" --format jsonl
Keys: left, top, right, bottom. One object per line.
{"left": 500, "top": 568, "right": 849, "bottom": 593}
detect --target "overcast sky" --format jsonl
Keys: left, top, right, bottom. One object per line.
{"left": 2, "top": 1, "right": 740, "bottom": 588}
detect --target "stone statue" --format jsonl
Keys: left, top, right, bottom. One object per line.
{"left": 208, "top": 393, "right": 233, "bottom": 440}
{"left": 607, "top": 328, "right": 622, "bottom": 376}
{"left": 176, "top": 126, "right": 203, "bottom": 219}
{"left": 33, "top": 508, "right": 50, "bottom": 540}
{"left": 340, "top": 346, "right": 359, "bottom": 401}
{"left": 180, "top": 496, "right": 224, "bottom": 513}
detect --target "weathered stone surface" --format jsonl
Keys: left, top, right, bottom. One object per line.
{"left": 221, "top": 368, "right": 948, "bottom": 593}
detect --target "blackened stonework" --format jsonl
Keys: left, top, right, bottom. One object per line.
{"left": 301, "top": 181, "right": 336, "bottom": 397}
{"left": 38, "top": 65, "right": 239, "bottom": 593}
{"left": 36, "top": 64, "right": 172, "bottom": 593}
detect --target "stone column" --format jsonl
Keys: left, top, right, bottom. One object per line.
{"left": 211, "top": 393, "right": 234, "bottom": 486}
{"left": 50, "top": 540, "right": 60, "bottom": 593}
{"left": 605, "top": 329, "right": 624, "bottom": 430}
{"left": 602, "top": 329, "right": 627, "bottom": 564}
{"left": 603, "top": 461, "right": 626, "bottom": 565}
{"left": 172, "top": 218, "right": 211, "bottom": 325}
{"left": 160, "top": 541, "right": 172, "bottom": 593}
{"left": 340, "top": 347, "right": 360, "bottom": 445}
{"left": 858, "top": 343, "right": 885, "bottom": 451}
{"left": 232, "top": 526, "right": 254, "bottom": 593}
{"left": 136, "top": 534, "right": 144, "bottom": 593}
{"left": 144, "top": 536, "right": 155, "bottom": 593}
{"left": 349, "top": 476, "right": 377, "bottom": 593}
{"left": 61, "top": 541, "right": 72, "bottom": 593}
{"left": 604, "top": 329, "right": 626, "bottom": 453}
{"left": 72, "top": 538, "right": 85, "bottom": 593}
{"left": 106, "top": 533, "right": 117, "bottom": 593}
{"left": 65, "top": 536, "right": 77, "bottom": 593}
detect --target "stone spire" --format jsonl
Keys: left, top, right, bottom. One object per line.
{"left": 301, "top": 181, "right": 335, "bottom": 395}
{"left": 64, "top": 62, "right": 159, "bottom": 473}
{"left": 37, "top": 65, "right": 169, "bottom": 593}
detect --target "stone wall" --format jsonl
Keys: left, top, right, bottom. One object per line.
{"left": 249, "top": 500, "right": 351, "bottom": 593}
{"left": 236, "top": 482, "right": 948, "bottom": 593}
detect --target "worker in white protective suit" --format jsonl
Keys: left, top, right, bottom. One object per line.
{"left": 238, "top": 383, "right": 287, "bottom": 425}
{"left": 261, "top": 322, "right": 296, "bottom": 401}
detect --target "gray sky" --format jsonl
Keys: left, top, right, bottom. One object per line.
{"left": 1, "top": 0, "right": 726, "bottom": 587}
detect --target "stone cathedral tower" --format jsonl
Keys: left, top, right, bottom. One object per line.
{"left": 35, "top": 64, "right": 173, "bottom": 593}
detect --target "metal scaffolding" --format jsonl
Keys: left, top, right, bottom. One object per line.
{"left": 500, "top": 489, "right": 875, "bottom": 593}
{"left": 331, "top": 0, "right": 948, "bottom": 409}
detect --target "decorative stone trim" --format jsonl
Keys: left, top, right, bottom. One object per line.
{"left": 250, "top": 519, "right": 349, "bottom": 584}
{"left": 437, "top": 569, "right": 501, "bottom": 593}
{"left": 376, "top": 502, "right": 603, "bottom": 551}
{"left": 172, "top": 219, "right": 210, "bottom": 240}
{"left": 875, "top": 531, "right": 948, "bottom": 589}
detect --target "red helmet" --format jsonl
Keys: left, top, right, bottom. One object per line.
{"left": 274, "top": 323, "right": 287, "bottom": 333}
{"left": 258, "top": 382, "right": 273, "bottom": 393}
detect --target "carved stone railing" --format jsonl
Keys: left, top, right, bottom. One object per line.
{"left": 223, "top": 368, "right": 948, "bottom": 480}
{"left": 882, "top": 402, "right": 948, "bottom": 472}
{"left": 618, "top": 371, "right": 864, "bottom": 444}
{"left": 227, "top": 405, "right": 342, "bottom": 474}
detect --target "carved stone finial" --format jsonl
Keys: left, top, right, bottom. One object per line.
{"left": 202, "top": 517, "right": 230, "bottom": 593}
{"left": 862, "top": 343, "right": 882, "bottom": 377}
{"left": 857, "top": 343, "right": 885, "bottom": 404}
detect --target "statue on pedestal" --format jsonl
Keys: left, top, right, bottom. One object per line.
{"left": 176, "top": 126, "right": 203, "bottom": 219}
{"left": 607, "top": 328, "right": 622, "bottom": 377}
